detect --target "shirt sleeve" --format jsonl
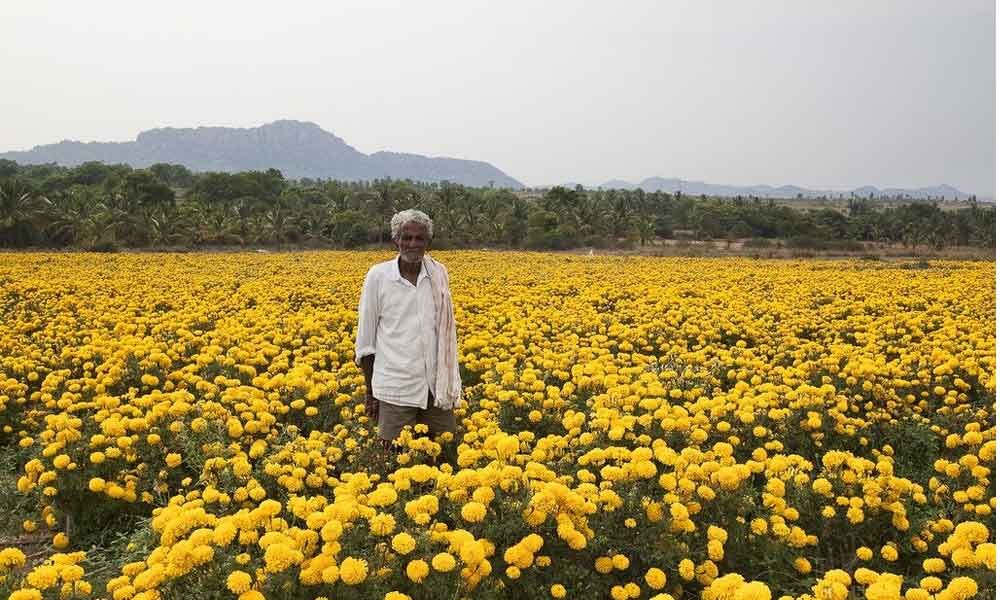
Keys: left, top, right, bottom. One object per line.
{"left": 355, "top": 268, "right": 379, "bottom": 364}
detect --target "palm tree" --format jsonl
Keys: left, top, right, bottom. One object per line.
{"left": 431, "top": 183, "right": 465, "bottom": 244}
{"left": 44, "top": 186, "right": 97, "bottom": 246}
{"left": 570, "top": 191, "right": 605, "bottom": 237}
{"left": 605, "top": 190, "right": 634, "bottom": 238}
{"left": 76, "top": 202, "right": 128, "bottom": 248}
{"left": 260, "top": 204, "right": 294, "bottom": 244}
{"left": 504, "top": 194, "right": 531, "bottom": 246}
{"left": 0, "top": 178, "right": 49, "bottom": 245}
{"left": 148, "top": 201, "right": 198, "bottom": 247}
{"left": 232, "top": 196, "right": 261, "bottom": 244}
{"left": 372, "top": 179, "right": 396, "bottom": 243}
{"left": 295, "top": 201, "right": 332, "bottom": 246}
{"left": 478, "top": 189, "right": 511, "bottom": 244}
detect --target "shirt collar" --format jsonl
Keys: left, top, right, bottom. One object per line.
{"left": 393, "top": 255, "right": 430, "bottom": 282}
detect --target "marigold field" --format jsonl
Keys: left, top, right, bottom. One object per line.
{"left": 0, "top": 252, "right": 994, "bottom": 600}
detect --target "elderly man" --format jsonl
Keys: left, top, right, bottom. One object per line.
{"left": 355, "top": 209, "right": 461, "bottom": 449}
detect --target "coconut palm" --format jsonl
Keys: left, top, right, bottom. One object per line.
{"left": 0, "top": 178, "right": 52, "bottom": 246}
{"left": 148, "top": 201, "right": 199, "bottom": 247}
{"left": 43, "top": 186, "right": 98, "bottom": 246}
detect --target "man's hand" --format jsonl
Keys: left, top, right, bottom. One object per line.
{"left": 360, "top": 354, "right": 377, "bottom": 422}
{"left": 365, "top": 393, "right": 379, "bottom": 421}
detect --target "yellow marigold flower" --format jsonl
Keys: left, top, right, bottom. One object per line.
{"left": 52, "top": 532, "right": 69, "bottom": 549}
{"left": 943, "top": 576, "right": 977, "bottom": 600}
{"left": 459, "top": 541, "right": 486, "bottom": 565}
{"left": 633, "top": 460, "right": 658, "bottom": 478}
{"left": 975, "top": 542, "right": 996, "bottom": 569}
{"left": 550, "top": 584, "right": 566, "bottom": 598}
{"left": 715, "top": 466, "right": 742, "bottom": 490}
{"left": 165, "top": 453, "right": 182, "bottom": 468}
{"left": 320, "top": 565, "right": 339, "bottom": 584}
{"left": 384, "top": 593, "right": 411, "bottom": 600}
{"left": 506, "top": 565, "right": 521, "bottom": 579}
{"left": 26, "top": 564, "right": 59, "bottom": 589}
{"left": 72, "top": 581, "right": 92, "bottom": 596}
{"left": 406, "top": 559, "right": 429, "bottom": 583}
{"left": 504, "top": 545, "right": 533, "bottom": 569}
{"left": 0, "top": 548, "right": 26, "bottom": 570}
{"left": 645, "top": 567, "right": 667, "bottom": 590}
{"left": 697, "top": 485, "right": 716, "bottom": 501}
{"left": 792, "top": 557, "right": 811, "bottom": 574}
{"left": 339, "top": 557, "right": 368, "bottom": 585}
{"left": 750, "top": 518, "right": 768, "bottom": 535}
{"left": 432, "top": 552, "right": 456, "bottom": 572}
{"left": 707, "top": 540, "right": 725, "bottom": 561}
{"left": 595, "top": 556, "right": 614, "bottom": 574}
{"left": 461, "top": 501, "right": 487, "bottom": 523}
{"left": 922, "top": 558, "right": 945, "bottom": 573}
{"left": 612, "top": 553, "right": 630, "bottom": 570}
{"left": 678, "top": 558, "right": 695, "bottom": 581}
{"left": 903, "top": 589, "right": 930, "bottom": 600}
{"left": 61, "top": 564, "right": 84, "bottom": 582}
{"left": 880, "top": 544, "right": 898, "bottom": 562}
{"left": 263, "top": 543, "right": 303, "bottom": 574}
{"left": 707, "top": 526, "right": 728, "bottom": 543}
{"left": 812, "top": 478, "right": 833, "bottom": 495}
{"left": 734, "top": 581, "right": 772, "bottom": 600}
{"left": 226, "top": 570, "right": 253, "bottom": 594}
{"left": 856, "top": 546, "right": 873, "bottom": 561}
{"left": 391, "top": 532, "right": 416, "bottom": 555}
{"left": 321, "top": 519, "right": 343, "bottom": 542}
{"left": 853, "top": 568, "right": 877, "bottom": 585}
{"left": 238, "top": 592, "right": 265, "bottom": 600}
{"left": 369, "top": 513, "right": 396, "bottom": 536}
{"left": 669, "top": 503, "right": 689, "bottom": 520}
{"left": 472, "top": 486, "right": 495, "bottom": 504}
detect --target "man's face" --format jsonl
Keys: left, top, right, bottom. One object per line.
{"left": 396, "top": 221, "right": 430, "bottom": 264}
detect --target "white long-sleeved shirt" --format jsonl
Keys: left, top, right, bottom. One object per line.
{"left": 355, "top": 256, "right": 438, "bottom": 408}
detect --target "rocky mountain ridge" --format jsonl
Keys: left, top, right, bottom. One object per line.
{"left": 0, "top": 120, "right": 524, "bottom": 189}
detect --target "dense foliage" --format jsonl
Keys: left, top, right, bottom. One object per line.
{"left": 0, "top": 160, "right": 994, "bottom": 250}
{"left": 0, "top": 252, "right": 994, "bottom": 600}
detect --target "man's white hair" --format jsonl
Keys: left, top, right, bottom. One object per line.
{"left": 390, "top": 209, "right": 434, "bottom": 240}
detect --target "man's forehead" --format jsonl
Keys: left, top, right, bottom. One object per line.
{"left": 400, "top": 222, "right": 429, "bottom": 235}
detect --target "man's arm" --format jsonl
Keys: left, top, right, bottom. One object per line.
{"left": 360, "top": 353, "right": 377, "bottom": 419}
{"left": 356, "top": 268, "right": 380, "bottom": 419}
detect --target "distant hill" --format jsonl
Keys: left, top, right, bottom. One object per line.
{"left": 0, "top": 120, "right": 524, "bottom": 189}
{"left": 594, "top": 177, "right": 977, "bottom": 200}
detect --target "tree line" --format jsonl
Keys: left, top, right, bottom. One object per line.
{"left": 0, "top": 160, "right": 994, "bottom": 250}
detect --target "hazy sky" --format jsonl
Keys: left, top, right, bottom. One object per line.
{"left": 2, "top": 1, "right": 995, "bottom": 195}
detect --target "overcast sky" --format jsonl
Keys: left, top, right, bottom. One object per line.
{"left": 1, "top": 1, "right": 995, "bottom": 195}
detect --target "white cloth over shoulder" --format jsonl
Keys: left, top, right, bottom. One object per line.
{"left": 425, "top": 255, "right": 463, "bottom": 410}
